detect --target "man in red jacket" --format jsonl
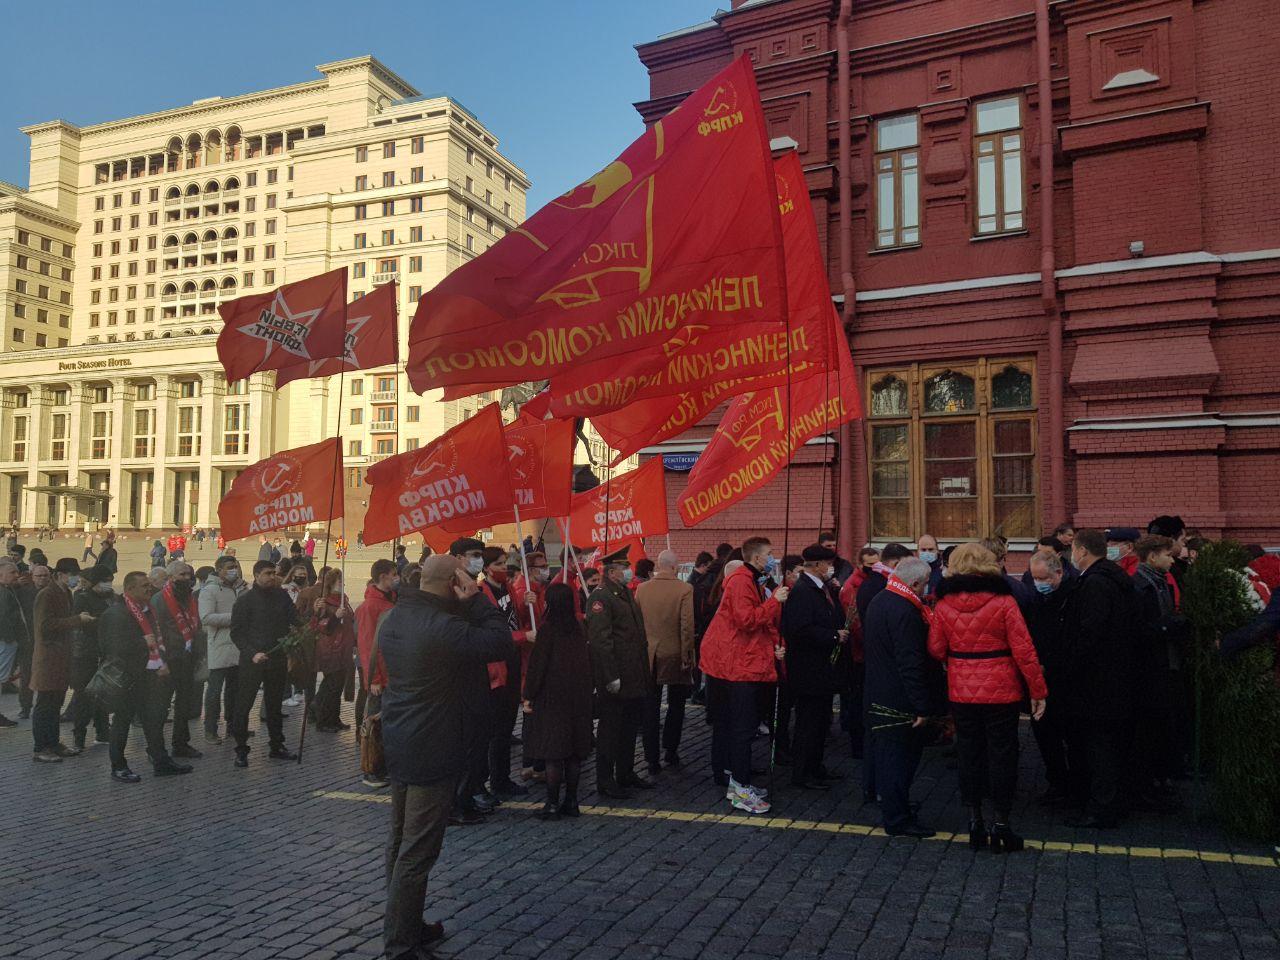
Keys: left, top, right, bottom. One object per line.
{"left": 356, "top": 559, "right": 397, "bottom": 788}
{"left": 699, "top": 536, "right": 790, "bottom": 814}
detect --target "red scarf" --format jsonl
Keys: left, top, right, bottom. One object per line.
{"left": 161, "top": 581, "right": 199, "bottom": 652}
{"left": 884, "top": 575, "right": 932, "bottom": 627}
{"left": 126, "top": 596, "right": 164, "bottom": 667}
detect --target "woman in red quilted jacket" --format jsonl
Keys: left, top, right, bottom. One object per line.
{"left": 929, "top": 543, "right": 1047, "bottom": 852}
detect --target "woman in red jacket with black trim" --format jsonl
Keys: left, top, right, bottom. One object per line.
{"left": 929, "top": 543, "right": 1047, "bottom": 852}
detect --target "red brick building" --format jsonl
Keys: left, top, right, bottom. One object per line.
{"left": 633, "top": 0, "right": 1280, "bottom": 561}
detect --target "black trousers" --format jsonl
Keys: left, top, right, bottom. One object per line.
{"left": 204, "top": 666, "right": 238, "bottom": 734}
{"left": 487, "top": 679, "right": 521, "bottom": 789}
{"left": 706, "top": 677, "right": 761, "bottom": 786}
{"left": 314, "top": 671, "right": 345, "bottom": 727}
{"left": 139, "top": 671, "right": 176, "bottom": 768}
{"left": 70, "top": 659, "right": 110, "bottom": 744}
{"left": 952, "top": 701, "right": 1021, "bottom": 816}
{"left": 791, "top": 693, "right": 833, "bottom": 783}
{"left": 596, "top": 693, "right": 644, "bottom": 787}
{"left": 231, "top": 658, "right": 287, "bottom": 755}
{"left": 869, "top": 729, "right": 925, "bottom": 830}
{"left": 17, "top": 644, "right": 33, "bottom": 712}
{"left": 109, "top": 678, "right": 170, "bottom": 771}
{"left": 775, "top": 682, "right": 794, "bottom": 754}
{"left": 844, "top": 661, "right": 866, "bottom": 759}
{"left": 1031, "top": 700, "right": 1084, "bottom": 797}
{"left": 455, "top": 709, "right": 488, "bottom": 805}
{"left": 32, "top": 687, "right": 65, "bottom": 752}
{"left": 642, "top": 682, "right": 689, "bottom": 765}
{"left": 1065, "top": 707, "right": 1125, "bottom": 821}
{"left": 384, "top": 778, "right": 455, "bottom": 960}
{"left": 170, "top": 676, "right": 196, "bottom": 749}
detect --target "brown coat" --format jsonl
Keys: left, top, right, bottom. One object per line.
{"left": 30, "top": 582, "right": 81, "bottom": 692}
{"left": 635, "top": 572, "right": 695, "bottom": 686}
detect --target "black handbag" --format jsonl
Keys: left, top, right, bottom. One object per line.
{"left": 85, "top": 661, "right": 131, "bottom": 713}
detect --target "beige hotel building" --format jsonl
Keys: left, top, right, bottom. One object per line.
{"left": 0, "top": 56, "right": 542, "bottom": 535}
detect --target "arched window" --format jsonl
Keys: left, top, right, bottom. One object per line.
{"left": 204, "top": 129, "right": 222, "bottom": 166}
{"left": 224, "top": 175, "right": 240, "bottom": 191}
{"left": 165, "top": 186, "right": 181, "bottom": 201}
{"left": 184, "top": 182, "right": 200, "bottom": 198}
{"left": 225, "top": 126, "right": 242, "bottom": 162}
{"left": 163, "top": 234, "right": 179, "bottom": 248}
{"left": 221, "top": 226, "right": 238, "bottom": 241}
{"left": 991, "top": 364, "right": 1033, "bottom": 410}
{"left": 202, "top": 229, "right": 218, "bottom": 243}
{"left": 200, "top": 279, "right": 217, "bottom": 293}
{"left": 204, "top": 179, "right": 220, "bottom": 194}
{"left": 182, "top": 232, "right": 198, "bottom": 245}
{"left": 220, "top": 276, "right": 236, "bottom": 290}
{"left": 161, "top": 283, "right": 177, "bottom": 296}
{"left": 201, "top": 326, "right": 215, "bottom": 335}
{"left": 924, "top": 370, "right": 976, "bottom": 413}
{"left": 185, "top": 133, "right": 202, "bottom": 168}
{"left": 180, "top": 281, "right": 197, "bottom": 294}
{"left": 870, "top": 374, "right": 909, "bottom": 417}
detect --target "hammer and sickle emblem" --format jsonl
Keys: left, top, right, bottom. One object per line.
{"left": 554, "top": 160, "right": 634, "bottom": 210}
{"left": 259, "top": 462, "right": 293, "bottom": 495}
{"left": 704, "top": 83, "right": 736, "bottom": 117}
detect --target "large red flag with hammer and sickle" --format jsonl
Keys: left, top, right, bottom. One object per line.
{"left": 216, "top": 268, "right": 348, "bottom": 384}
{"left": 407, "top": 55, "right": 786, "bottom": 396}
{"left": 568, "top": 457, "right": 669, "bottom": 559}
{"left": 218, "top": 438, "right": 344, "bottom": 542}
{"left": 363, "top": 403, "right": 514, "bottom": 546}
{"left": 274, "top": 280, "right": 398, "bottom": 388}
{"left": 677, "top": 309, "right": 862, "bottom": 528}
{"left": 549, "top": 152, "right": 830, "bottom": 423}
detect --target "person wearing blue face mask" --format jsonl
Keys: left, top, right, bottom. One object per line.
{"left": 1105, "top": 528, "right": 1140, "bottom": 575}
{"left": 1023, "top": 550, "right": 1078, "bottom": 804}
{"left": 916, "top": 534, "right": 943, "bottom": 597}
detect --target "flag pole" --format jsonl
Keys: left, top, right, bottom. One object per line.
{"left": 513, "top": 503, "right": 537, "bottom": 631}
{"left": 391, "top": 281, "right": 402, "bottom": 564}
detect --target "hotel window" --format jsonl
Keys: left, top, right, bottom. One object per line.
{"left": 266, "top": 194, "right": 277, "bottom": 209}
{"left": 130, "top": 214, "right": 139, "bottom": 229}
{"left": 351, "top": 379, "right": 363, "bottom": 396}
{"left": 242, "top": 272, "right": 254, "bottom": 287}
{"left": 352, "top": 262, "right": 366, "bottom": 279}
{"left": 244, "top": 247, "right": 255, "bottom": 262}
{"left": 223, "top": 403, "right": 249, "bottom": 454}
{"left": 50, "top": 387, "right": 68, "bottom": 405}
{"left": 346, "top": 467, "right": 363, "bottom": 488}
{"left": 411, "top": 136, "right": 424, "bottom": 154}
{"left": 375, "top": 439, "right": 395, "bottom": 456}
{"left": 356, "top": 145, "right": 368, "bottom": 163}
{"left": 89, "top": 313, "right": 100, "bottom": 327}
{"left": 246, "top": 197, "right": 257, "bottom": 213}
{"left": 355, "top": 175, "right": 368, "bottom": 191}
{"left": 94, "top": 221, "right": 103, "bottom": 235}
{"left": 94, "top": 198, "right": 105, "bottom": 212}
{"left": 110, "top": 241, "right": 120, "bottom": 255}
{"left": 265, "top": 219, "right": 276, "bottom": 235}
{"left": 136, "top": 383, "right": 155, "bottom": 400}
{"left": 466, "top": 146, "right": 474, "bottom": 164}
{"left": 355, "top": 205, "right": 367, "bottom": 221}
{"left": 410, "top": 166, "right": 423, "bottom": 183}
{"left": 92, "top": 385, "right": 111, "bottom": 403}
{"left": 131, "top": 190, "right": 140, "bottom": 205}
{"left": 382, "top": 171, "right": 395, "bottom": 188}
{"left": 12, "top": 417, "right": 27, "bottom": 460}
{"left": 37, "top": 308, "right": 48, "bottom": 323}
{"left": 465, "top": 176, "right": 473, "bottom": 193}
{"left": 354, "top": 233, "right": 367, "bottom": 249}
{"left": 378, "top": 258, "right": 397, "bottom": 275}
{"left": 350, "top": 408, "right": 363, "bottom": 425}
{"left": 465, "top": 235, "right": 474, "bottom": 251}
{"left": 111, "top": 217, "right": 121, "bottom": 231}
{"left": 93, "top": 244, "right": 102, "bottom": 257}
{"left": 264, "top": 244, "right": 275, "bottom": 259}
{"left": 246, "top": 172, "right": 258, "bottom": 187}
{"left": 177, "top": 380, "right": 200, "bottom": 399}
{"left": 866, "top": 358, "right": 1036, "bottom": 541}
{"left": 177, "top": 407, "right": 201, "bottom": 456}
{"left": 90, "top": 411, "right": 112, "bottom": 459}
{"left": 50, "top": 414, "right": 68, "bottom": 460}
{"left": 348, "top": 439, "right": 362, "bottom": 456}
{"left": 406, "top": 405, "right": 420, "bottom": 423}
{"left": 133, "top": 408, "right": 154, "bottom": 457}
{"left": 974, "top": 97, "right": 1024, "bottom": 235}
{"left": 382, "top": 201, "right": 395, "bottom": 216}
{"left": 267, "top": 168, "right": 278, "bottom": 185}
{"left": 264, "top": 270, "right": 275, "bottom": 285}
{"left": 35, "top": 334, "right": 46, "bottom": 347}
{"left": 406, "top": 439, "right": 420, "bottom": 451}
{"left": 410, "top": 196, "right": 424, "bottom": 213}
{"left": 381, "top": 230, "right": 395, "bottom": 246}
{"left": 149, "top": 188, "right": 158, "bottom": 202}
{"left": 148, "top": 212, "right": 158, "bottom": 226}
{"left": 245, "top": 223, "right": 256, "bottom": 237}
{"left": 383, "top": 141, "right": 396, "bottom": 159}
{"left": 113, "top": 194, "right": 122, "bottom": 208}
{"left": 91, "top": 268, "right": 101, "bottom": 281}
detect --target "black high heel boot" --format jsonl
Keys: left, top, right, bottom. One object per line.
{"left": 558, "top": 793, "right": 581, "bottom": 818}
{"left": 990, "top": 821, "right": 1024, "bottom": 852}
{"left": 968, "top": 818, "right": 989, "bottom": 850}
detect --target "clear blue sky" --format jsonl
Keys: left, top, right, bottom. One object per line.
{"left": 0, "top": 0, "right": 713, "bottom": 211}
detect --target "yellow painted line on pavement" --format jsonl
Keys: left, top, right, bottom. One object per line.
{"left": 313, "top": 789, "right": 1279, "bottom": 869}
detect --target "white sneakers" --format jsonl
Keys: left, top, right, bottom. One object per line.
{"left": 728, "top": 777, "right": 771, "bottom": 814}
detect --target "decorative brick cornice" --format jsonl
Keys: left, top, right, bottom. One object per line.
{"left": 1060, "top": 101, "right": 1210, "bottom": 156}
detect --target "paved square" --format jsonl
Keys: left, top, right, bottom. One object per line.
{"left": 2, "top": 682, "right": 1277, "bottom": 960}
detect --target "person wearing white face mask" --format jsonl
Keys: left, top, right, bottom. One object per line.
{"left": 447, "top": 537, "right": 499, "bottom": 819}
{"left": 199, "top": 555, "right": 245, "bottom": 745}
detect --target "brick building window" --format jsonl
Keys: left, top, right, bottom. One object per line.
{"left": 875, "top": 115, "right": 920, "bottom": 248}
{"left": 974, "top": 97, "right": 1024, "bottom": 236}
{"left": 866, "top": 358, "right": 1036, "bottom": 541}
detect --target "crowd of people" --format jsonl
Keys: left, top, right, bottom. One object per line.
{"left": 4, "top": 519, "right": 1279, "bottom": 960}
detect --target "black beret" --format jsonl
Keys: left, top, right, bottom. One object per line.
{"left": 1105, "top": 527, "right": 1140, "bottom": 542}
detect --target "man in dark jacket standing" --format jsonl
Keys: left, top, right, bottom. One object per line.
{"left": 861, "top": 557, "right": 939, "bottom": 837}
{"left": 69, "top": 565, "right": 115, "bottom": 750}
{"left": 587, "top": 552, "right": 653, "bottom": 799}
{"left": 1061, "top": 528, "right": 1138, "bottom": 828}
{"left": 0, "top": 558, "right": 26, "bottom": 727}
{"left": 97, "top": 534, "right": 118, "bottom": 576}
{"left": 855, "top": 543, "right": 913, "bottom": 625}
{"left": 154, "top": 561, "right": 206, "bottom": 761}
{"left": 1023, "top": 550, "right": 1080, "bottom": 802}
{"left": 31, "top": 558, "right": 93, "bottom": 762}
{"left": 380, "top": 556, "right": 514, "bottom": 960}
{"left": 229, "top": 559, "right": 299, "bottom": 767}
{"left": 780, "top": 544, "right": 848, "bottom": 789}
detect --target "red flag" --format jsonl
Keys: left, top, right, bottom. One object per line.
{"left": 274, "top": 280, "right": 398, "bottom": 388}
{"left": 519, "top": 390, "right": 553, "bottom": 423}
{"left": 503, "top": 417, "right": 575, "bottom": 521}
{"left": 407, "top": 55, "right": 786, "bottom": 394}
{"left": 217, "top": 438, "right": 343, "bottom": 542}
{"left": 363, "top": 404, "right": 514, "bottom": 546}
{"left": 562, "top": 152, "right": 833, "bottom": 435}
{"left": 216, "top": 268, "right": 347, "bottom": 383}
{"left": 677, "top": 309, "right": 861, "bottom": 528}
{"left": 568, "top": 457, "right": 668, "bottom": 556}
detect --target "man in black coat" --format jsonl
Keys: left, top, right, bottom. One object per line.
{"left": 97, "top": 571, "right": 180, "bottom": 782}
{"left": 380, "top": 556, "right": 514, "bottom": 960}
{"left": 97, "top": 534, "right": 118, "bottom": 576}
{"left": 854, "top": 542, "right": 913, "bottom": 625}
{"left": 1060, "top": 528, "right": 1139, "bottom": 828}
{"left": 229, "top": 559, "right": 299, "bottom": 767}
{"left": 861, "top": 557, "right": 939, "bottom": 837}
{"left": 781, "top": 544, "right": 848, "bottom": 789}
{"left": 0, "top": 558, "right": 26, "bottom": 727}
{"left": 1023, "top": 550, "right": 1079, "bottom": 802}
{"left": 818, "top": 532, "right": 854, "bottom": 587}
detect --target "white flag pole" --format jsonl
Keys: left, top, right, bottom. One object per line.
{"left": 513, "top": 503, "right": 537, "bottom": 631}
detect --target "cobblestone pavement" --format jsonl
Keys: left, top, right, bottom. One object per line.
{"left": 2, "top": 685, "right": 1278, "bottom": 960}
